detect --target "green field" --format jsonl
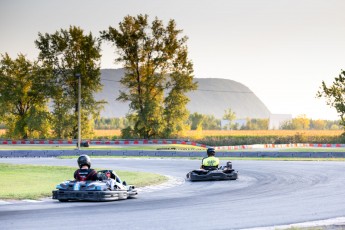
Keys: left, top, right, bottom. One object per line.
{"left": 0, "top": 163, "right": 167, "bottom": 200}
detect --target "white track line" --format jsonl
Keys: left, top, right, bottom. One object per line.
{"left": 244, "top": 217, "right": 345, "bottom": 230}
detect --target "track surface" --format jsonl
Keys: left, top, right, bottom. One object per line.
{"left": 1, "top": 158, "right": 345, "bottom": 230}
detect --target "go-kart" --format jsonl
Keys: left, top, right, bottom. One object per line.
{"left": 186, "top": 161, "right": 238, "bottom": 181}
{"left": 52, "top": 170, "right": 137, "bottom": 202}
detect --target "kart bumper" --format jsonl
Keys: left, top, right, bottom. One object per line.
{"left": 52, "top": 189, "right": 135, "bottom": 201}
{"left": 187, "top": 170, "right": 238, "bottom": 181}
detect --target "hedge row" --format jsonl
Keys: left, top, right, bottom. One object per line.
{"left": 195, "top": 134, "right": 345, "bottom": 146}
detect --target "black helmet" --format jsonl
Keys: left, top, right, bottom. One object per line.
{"left": 207, "top": 147, "right": 216, "bottom": 156}
{"left": 77, "top": 155, "right": 91, "bottom": 168}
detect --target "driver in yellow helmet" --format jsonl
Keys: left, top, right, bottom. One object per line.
{"left": 201, "top": 147, "right": 220, "bottom": 170}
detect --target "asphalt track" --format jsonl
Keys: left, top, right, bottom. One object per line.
{"left": 1, "top": 158, "right": 345, "bottom": 230}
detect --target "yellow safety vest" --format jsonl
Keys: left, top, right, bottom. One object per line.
{"left": 202, "top": 156, "right": 220, "bottom": 167}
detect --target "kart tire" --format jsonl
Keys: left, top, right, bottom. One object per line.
{"left": 58, "top": 199, "right": 68, "bottom": 202}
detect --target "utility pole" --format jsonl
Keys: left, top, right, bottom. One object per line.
{"left": 76, "top": 73, "right": 81, "bottom": 150}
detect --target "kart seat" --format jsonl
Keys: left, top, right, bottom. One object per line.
{"left": 99, "top": 170, "right": 120, "bottom": 183}
{"left": 109, "top": 172, "right": 116, "bottom": 180}
{"left": 202, "top": 166, "right": 218, "bottom": 171}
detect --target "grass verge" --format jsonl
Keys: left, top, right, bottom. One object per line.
{"left": 0, "top": 163, "right": 167, "bottom": 200}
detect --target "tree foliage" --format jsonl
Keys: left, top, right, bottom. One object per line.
{"left": 188, "top": 113, "right": 221, "bottom": 130}
{"left": 94, "top": 117, "right": 130, "bottom": 130}
{"left": 222, "top": 108, "right": 236, "bottom": 130}
{"left": 317, "top": 70, "right": 345, "bottom": 127}
{"left": 35, "top": 26, "right": 105, "bottom": 138}
{"left": 202, "top": 115, "right": 221, "bottom": 130}
{"left": 189, "top": 112, "right": 204, "bottom": 130}
{"left": 241, "top": 118, "right": 269, "bottom": 130}
{"left": 309, "top": 119, "right": 326, "bottom": 130}
{"left": 0, "top": 53, "right": 50, "bottom": 138}
{"left": 101, "top": 15, "right": 197, "bottom": 138}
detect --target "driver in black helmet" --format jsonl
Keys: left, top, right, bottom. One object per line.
{"left": 201, "top": 147, "right": 220, "bottom": 170}
{"left": 74, "top": 155, "right": 99, "bottom": 181}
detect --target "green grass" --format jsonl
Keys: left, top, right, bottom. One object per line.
{"left": 116, "top": 171, "right": 167, "bottom": 187}
{"left": 0, "top": 163, "right": 167, "bottom": 200}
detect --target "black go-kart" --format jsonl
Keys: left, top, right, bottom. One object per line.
{"left": 52, "top": 170, "right": 137, "bottom": 202}
{"left": 186, "top": 161, "right": 238, "bottom": 181}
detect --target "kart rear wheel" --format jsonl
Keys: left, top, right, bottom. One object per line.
{"left": 58, "top": 199, "right": 68, "bottom": 202}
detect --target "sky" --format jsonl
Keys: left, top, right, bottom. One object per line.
{"left": 1, "top": 0, "right": 345, "bottom": 120}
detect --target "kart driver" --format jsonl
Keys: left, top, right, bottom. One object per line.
{"left": 201, "top": 147, "right": 220, "bottom": 170}
{"left": 104, "top": 170, "right": 126, "bottom": 190}
{"left": 74, "top": 155, "right": 99, "bottom": 181}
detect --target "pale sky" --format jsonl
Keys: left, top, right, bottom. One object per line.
{"left": 1, "top": 0, "right": 344, "bottom": 120}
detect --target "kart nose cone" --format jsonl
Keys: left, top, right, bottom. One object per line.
{"left": 73, "top": 182, "right": 80, "bottom": 190}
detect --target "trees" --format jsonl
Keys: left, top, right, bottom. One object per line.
{"left": 101, "top": 14, "right": 197, "bottom": 138}
{"left": 310, "top": 119, "right": 326, "bottom": 130}
{"left": 222, "top": 108, "right": 236, "bottom": 130}
{"left": 202, "top": 115, "right": 221, "bottom": 130}
{"left": 94, "top": 117, "right": 129, "bottom": 129}
{"left": 280, "top": 114, "right": 310, "bottom": 130}
{"left": 317, "top": 70, "right": 345, "bottom": 127}
{"left": 242, "top": 118, "right": 269, "bottom": 130}
{"left": 189, "top": 112, "right": 204, "bottom": 130}
{"left": 35, "top": 26, "right": 105, "bottom": 139}
{"left": 0, "top": 53, "right": 50, "bottom": 138}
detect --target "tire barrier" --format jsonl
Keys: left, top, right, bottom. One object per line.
{"left": 1, "top": 150, "right": 345, "bottom": 158}
{"left": 1, "top": 139, "right": 344, "bottom": 150}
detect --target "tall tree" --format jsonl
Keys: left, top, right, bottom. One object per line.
{"left": 101, "top": 14, "right": 197, "bottom": 138}
{"left": 35, "top": 26, "right": 105, "bottom": 139}
{"left": 317, "top": 70, "right": 345, "bottom": 127}
{"left": 0, "top": 53, "right": 50, "bottom": 138}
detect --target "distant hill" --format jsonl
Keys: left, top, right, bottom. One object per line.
{"left": 96, "top": 69, "right": 271, "bottom": 119}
